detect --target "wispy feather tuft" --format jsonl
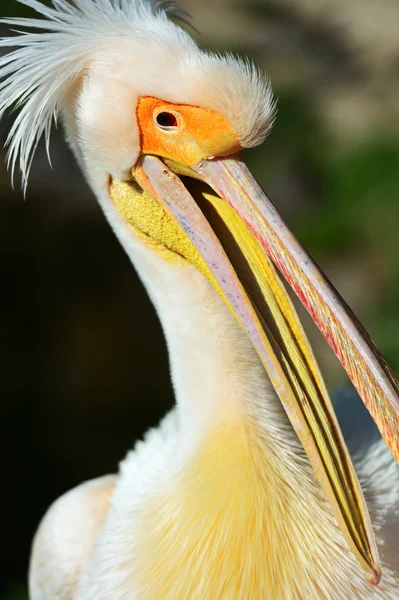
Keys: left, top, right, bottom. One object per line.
{"left": 153, "top": 1, "right": 193, "bottom": 29}
{"left": 0, "top": 0, "right": 275, "bottom": 191}
{"left": 0, "top": 0, "right": 189, "bottom": 189}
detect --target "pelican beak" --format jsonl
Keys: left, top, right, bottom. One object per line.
{"left": 128, "top": 152, "right": 399, "bottom": 584}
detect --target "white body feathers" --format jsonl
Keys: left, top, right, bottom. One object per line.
{"left": 30, "top": 232, "right": 399, "bottom": 599}
{"left": 0, "top": 1, "right": 397, "bottom": 598}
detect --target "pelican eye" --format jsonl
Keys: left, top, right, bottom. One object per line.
{"left": 155, "top": 111, "right": 179, "bottom": 129}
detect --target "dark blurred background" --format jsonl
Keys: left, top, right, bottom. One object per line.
{"left": 1, "top": 0, "right": 398, "bottom": 597}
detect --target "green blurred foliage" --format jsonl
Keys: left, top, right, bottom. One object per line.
{"left": 248, "top": 93, "right": 399, "bottom": 372}
{"left": 2, "top": 582, "right": 28, "bottom": 600}
{"left": 1, "top": 0, "right": 398, "bottom": 597}
{"left": 296, "top": 134, "right": 399, "bottom": 368}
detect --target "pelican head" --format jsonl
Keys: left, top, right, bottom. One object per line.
{"left": 1, "top": 0, "right": 399, "bottom": 596}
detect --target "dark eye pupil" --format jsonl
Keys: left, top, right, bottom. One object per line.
{"left": 156, "top": 112, "right": 178, "bottom": 127}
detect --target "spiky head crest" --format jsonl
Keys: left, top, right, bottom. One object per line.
{"left": 0, "top": 0, "right": 275, "bottom": 189}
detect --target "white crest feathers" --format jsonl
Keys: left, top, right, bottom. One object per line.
{"left": 0, "top": 0, "right": 275, "bottom": 189}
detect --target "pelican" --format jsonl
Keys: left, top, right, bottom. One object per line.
{"left": 1, "top": 1, "right": 398, "bottom": 598}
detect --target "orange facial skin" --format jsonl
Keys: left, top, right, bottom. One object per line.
{"left": 137, "top": 96, "right": 241, "bottom": 166}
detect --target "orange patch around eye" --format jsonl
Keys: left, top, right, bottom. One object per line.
{"left": 137, "top": 96, "right": 241, "bottom": 166}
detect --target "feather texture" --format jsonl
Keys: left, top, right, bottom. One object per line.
{"left": 1, "top": 3, "right": 395, "bottom": 598}
{"left": 0, "top": 0, "right": 275, "bottom": 189}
